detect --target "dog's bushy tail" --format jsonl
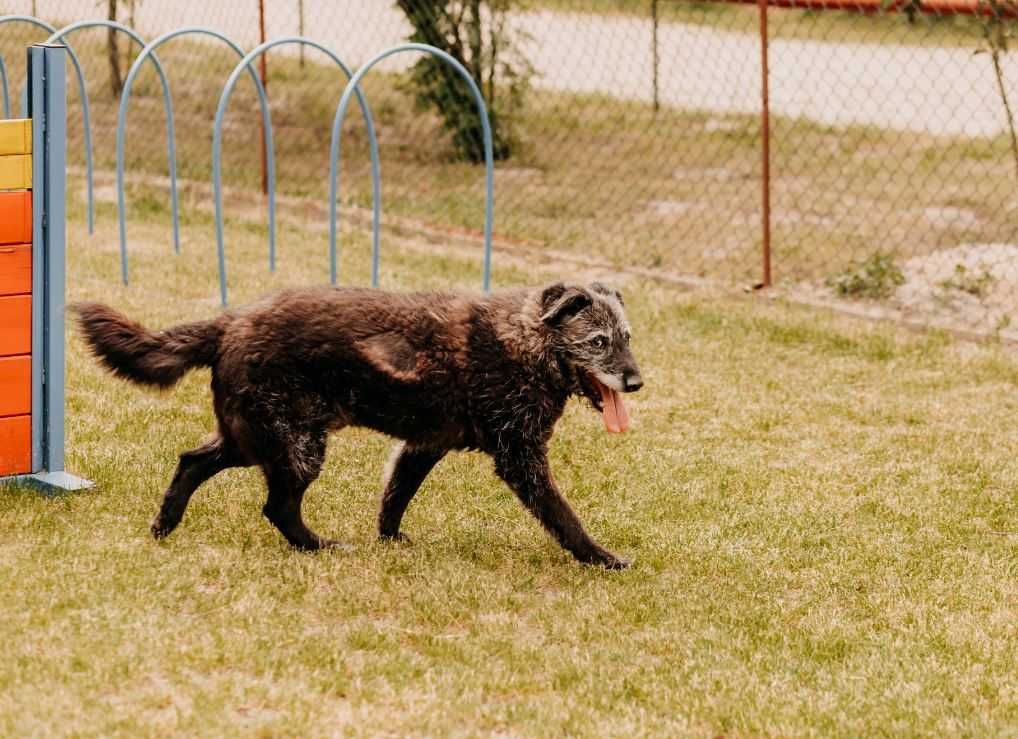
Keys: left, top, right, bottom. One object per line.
{"left": 71, "top": 302, "right": 224, "bottom": 389}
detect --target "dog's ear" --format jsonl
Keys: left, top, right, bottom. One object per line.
{"left": 590, "top": 281, "right": 624, "bottom": 306}
{"left": 540, "top": 283, "right": 592, "bottom": 325}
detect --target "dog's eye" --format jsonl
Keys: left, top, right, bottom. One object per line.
{"left": 592, "top": 336, "right": 608, "bottom": 349}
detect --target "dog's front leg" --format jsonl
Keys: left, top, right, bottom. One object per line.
{"left": 378, "top": 442, "right": 447, "bottom": 542}
{"left": 494, "top": 447, "right": 629, "bottom": 570}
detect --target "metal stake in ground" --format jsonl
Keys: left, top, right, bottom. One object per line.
{"left": 758, "top": 0, "right": 772, "bottom": 289}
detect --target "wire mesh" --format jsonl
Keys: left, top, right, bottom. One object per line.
{"left": 1, "top": 0, "right": 1017, "bottom": 336}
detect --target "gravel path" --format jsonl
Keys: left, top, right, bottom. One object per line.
{"left": 11, "top": 0, "right": 1018, "bottom": 137}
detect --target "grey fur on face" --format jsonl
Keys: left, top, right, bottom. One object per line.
{"left": 542, "top": 283, "right": 643, "bottom": 396}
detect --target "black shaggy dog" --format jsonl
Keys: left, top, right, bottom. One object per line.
{"left": 73, "top": 281, "right": 643, "bottom": 569}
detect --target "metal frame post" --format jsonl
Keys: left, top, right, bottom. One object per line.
{"left": 651, "top": 0, "right": 660, "bottom": 113}
{"left": 19, "top": 43, "right": 91, "bottom": 492}
{"left": 28, "top": 44, "right": 45, "bottom": 473}
{"left": 759, "top": 0, "right": 772, "bottom": 288}
{"left": 258, "top": 0, "right": 269, "bottom": 197}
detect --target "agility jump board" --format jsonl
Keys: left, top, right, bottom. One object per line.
{"left": 0, "top": 118, "right": 31, "bottom": 190}
{"left": 0, "top": 45, "right": 90, "bottom": 492}
{"left": 0, "top": 119, "right": 32, "bottom": 476}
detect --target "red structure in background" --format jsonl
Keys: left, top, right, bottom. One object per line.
{"left": 725, "top": 0, "right": 1018, "bottom": 287}
{"left": 726, "top": 0, "right": 1018, "bottom": 17}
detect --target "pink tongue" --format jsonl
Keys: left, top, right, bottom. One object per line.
{"left": 599, "top": 382, "right": 630, "bottom": 433}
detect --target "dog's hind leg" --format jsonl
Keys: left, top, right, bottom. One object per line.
{"left": 151, "top": 435, "right": 246, "bottom": 539}
{"left": 378, "top": 442, "right": 446, "bottom": 542}
{"left": 261, "top": 431, "right": 345, "bottom": 552}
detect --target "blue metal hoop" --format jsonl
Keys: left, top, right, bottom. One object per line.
{"left": 0, "top": 55, "right": 9, "bottom": 118}
{"left": 116, "top": 27, "right": 273, "bottom": 287}
{"left": 0, "top": 15, "right": 94, "bottom": 233}
{"left": 330, "top": 42, "right": 494, "bottom": 292}
{"left": 211, "top": 36, "right": 380, "bottom": 306}
{"left": 46, "top": 21, "right": 177, "bottom": 253}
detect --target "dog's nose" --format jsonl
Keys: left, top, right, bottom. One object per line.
{"left": 623, "top": 373, "right": 643, "bottom": 392}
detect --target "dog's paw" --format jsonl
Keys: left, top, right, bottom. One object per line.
{"left": 150, "top": 518, "right": 173, "bottom": 540}
{"left": 587, "top": 550, "right": 630, "bottom": 570}
{"left": 601, "top": 555, "right": 631, "bottom": 571}
{"left": 292, "top": 538, "right": 355, "bottom": 554}
{"left": 379, "top": 531, "right": 413, "bottom": 545}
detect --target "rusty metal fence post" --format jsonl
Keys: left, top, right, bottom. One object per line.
{"left": 258, "top": 0, "right": 268, "bottom": 197}
{"left": 759, "top": 0, "right": 772, "bottom": 289}
{"left": 652, "top": 0, "right": 660, "bottom": 112}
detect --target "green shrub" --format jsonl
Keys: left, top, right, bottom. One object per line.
{"left": 939, "top": 263, "right": 996, "bottom": 298}
{"left": 827, "top": 252, "right": 905, "bottom": 299}
{"left": 396, "top": 0, "right": 533, "bottom": 163}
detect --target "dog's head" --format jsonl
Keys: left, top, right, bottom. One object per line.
{"left": 539, "top": 282, "right": 643, "bottom": 433}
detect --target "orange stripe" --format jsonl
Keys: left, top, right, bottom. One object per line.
{"left": 0, "top": 356, "right": 30, "bottom": 417}
{"left": 0, "top": 243, "right": 31, "bottom": 296}
{"left": 0, "top": 295, "right": 31, "bottom": 356}
{"left": 0, "top": 192, "right": 31, "bottom": 245}
{"left": 0, "top": 414, "right": 30, "bottom": 476}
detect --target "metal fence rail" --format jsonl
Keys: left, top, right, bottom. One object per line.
{"left": 2, "top": 0, "right": 1018, "bottom": 335}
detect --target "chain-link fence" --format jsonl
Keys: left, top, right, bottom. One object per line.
{"left": 2, "top": 1, "right": 1018, "bottom": 335}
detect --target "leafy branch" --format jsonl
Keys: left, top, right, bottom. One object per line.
{"left": 978, "top": 0, "right": 1018, "bottom": 182}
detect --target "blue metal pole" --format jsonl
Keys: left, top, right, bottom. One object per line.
{"left": 28, "top": 47, "right": 43, "bottom": 475}
{"left": 116, "top": 27, "right": 274, "bottom": 287}
{"left": 211, "top": 36, "right": 380, "bottom": 305}
{"left": 329, "top": 43, "right": 494, "bottom": 292}
{"left": 0, "top": 55, "right": 9, "bottom": 118}
{"left": 25, "top": 43, "right": 91, "bottom": 492}
{"left": 41, "top": 45, "right": 66, "bottom": 473}
{"left": 326, "top": 87, "right": 380, "bottom": 287}
{"left": 45, "top": 21, "right": 180, "bottom": 253}
{"left": 1, "top": 17, "right": 95, "bottom": 234}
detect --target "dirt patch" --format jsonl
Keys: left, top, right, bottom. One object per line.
{"left": 797, "top": 242, "right": 1018, "bottom": 339}
{"left": 648, "top": 199, "right": 697, "bottom": 217}
{"left": 703, "top": 118, "right": 746, "bottom": 133}
{"left": 919, "top": 206, "right": 982, "bottom": 230}
{"left": 895, "top": 243, "right": 1018, "bottom": 331}
{"left": 495, "top": 167, "right": 544, "bottom": 183}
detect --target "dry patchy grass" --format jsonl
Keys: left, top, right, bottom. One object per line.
{"left": 0, "top": 196, "right": 1017, "bottom": 736}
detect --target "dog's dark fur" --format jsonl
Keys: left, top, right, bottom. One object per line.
{"left": 72, "top": 282, "right": 643, "bottom": 568}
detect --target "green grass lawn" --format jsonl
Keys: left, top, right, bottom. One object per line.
{"left": 1, "top": 192, "right": 1016, "bottom": 735}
